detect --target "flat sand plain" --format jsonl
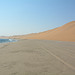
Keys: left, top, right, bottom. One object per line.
{"left": 0, "top": 39, "right": 75, "bottom": 75}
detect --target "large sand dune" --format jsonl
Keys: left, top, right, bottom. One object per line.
{"left": 9, "top": 21, "right": 75, "bottom": 42}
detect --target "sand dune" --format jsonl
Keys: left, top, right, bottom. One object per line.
{"left": 7, "top": 21, "right": 75, "bottom": 42}
{"left": 11, "top": 21, "right": 75, "bottom": 42}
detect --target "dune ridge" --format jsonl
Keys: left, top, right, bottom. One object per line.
{"left": 5, "top": 21, "right": 75, "bottom": 42}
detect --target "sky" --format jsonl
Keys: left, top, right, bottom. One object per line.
{"left": 0, "top": 0, "right": 75, "bottom": 36}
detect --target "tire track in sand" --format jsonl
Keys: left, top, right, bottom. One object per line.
{"left": 36, "top": 41, "right": 75, "bottom": 71}
{"left": 41, "top": 46, "right": 75, "bottom": 71}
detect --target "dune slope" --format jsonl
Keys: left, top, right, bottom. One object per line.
{"left": 10, "top": 21, "right": 75, "bottom": 42}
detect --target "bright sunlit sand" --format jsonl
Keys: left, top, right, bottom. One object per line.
{"left": 9, "top": 21, "right": 75, "bottom": 42}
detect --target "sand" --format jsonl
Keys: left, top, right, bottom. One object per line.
{"left": 0, "top": 21, "right": 75, "bottom": 75}
{"left": 9, "top": 21, "right": 75, "bottom": 42}
{"left": 0, "top": 39, "right": 75, "bottom": 75}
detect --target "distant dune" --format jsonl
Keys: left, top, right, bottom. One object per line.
{"left": 5, "top": 21, "right": 75, "bottom": 42}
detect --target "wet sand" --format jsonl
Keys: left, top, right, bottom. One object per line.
{"left": 0, "top": 39, "right": 75, "bottom": 75}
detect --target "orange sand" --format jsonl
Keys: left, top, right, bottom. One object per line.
{"left": 5, "top": 21, "right": 75, "bottom": 42}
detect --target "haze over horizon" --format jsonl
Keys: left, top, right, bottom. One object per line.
{"left": 0, "top": 0, "right": 75, "bottom": 36}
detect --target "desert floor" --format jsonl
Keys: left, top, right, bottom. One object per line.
{"left": 0, "top": 39, "right": 75, "bottom": 75}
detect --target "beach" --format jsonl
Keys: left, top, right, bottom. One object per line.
{"left": 0, "top": 39, "right": 75, "bottom": 75}
{"left": 0, "top": 0, "right": 75, "bottom": 75}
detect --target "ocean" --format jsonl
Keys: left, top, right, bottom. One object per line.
{"left": 0, "top": 39, "right": 16, "bottom": 43}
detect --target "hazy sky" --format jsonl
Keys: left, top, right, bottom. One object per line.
{"left": 0, "top": 0, "right": 75, "bottom": 36}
